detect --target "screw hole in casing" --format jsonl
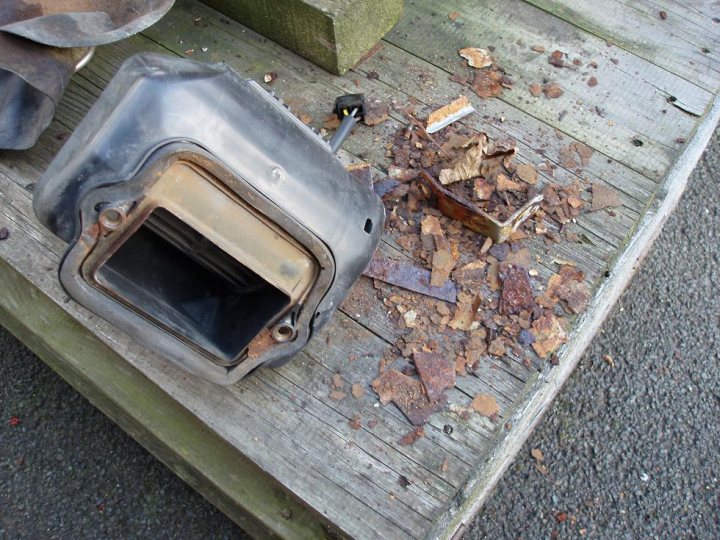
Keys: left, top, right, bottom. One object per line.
{"left": 272, "top": 322, "right": 296, "bottom": 342}
{"left": 98, "top": 207, "right": 125, "bottom": 230}
{"left": 364, "top": 218, "right": 373, "bottom": 234}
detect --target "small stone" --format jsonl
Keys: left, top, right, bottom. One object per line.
{"left": 518, "top": 329, "right": 535, "bottom": 346}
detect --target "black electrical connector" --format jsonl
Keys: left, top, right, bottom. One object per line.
{"left": 329, "top": 93, "right": 366, "bottom": 154}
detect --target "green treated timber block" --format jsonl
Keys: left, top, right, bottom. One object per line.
{"left": 201, "top": 0, "right": 403, "bottom": 74}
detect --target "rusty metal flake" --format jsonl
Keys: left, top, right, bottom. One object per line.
{"left": 363, "top": 252, "right": 457, "bottom": 303}
{"left": 418, "top": 171, "right": 543, "bottom": 243}
{"left": 499, "top": 265, "right": 535, "bottom": 314}
{"left": 371, "top": 370, "right": 446, "bottom": 426}
{"left": 0, "top": 0, "right": 175, "bottom": 47}
{"left": 413, "top": 351, "right": 455, "bottom": 401}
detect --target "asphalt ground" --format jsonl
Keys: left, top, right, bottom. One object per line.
{"left": 1, "top": 131, "right": 718, "bottom": 539}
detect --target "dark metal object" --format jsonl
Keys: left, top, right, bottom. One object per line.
{"left": 363, "top": 253, "right": 457, "bottom": 303}
{"left": 33, "top": 53, "right": 385, "bottom": 384}
{"left": 419, "top": 171, "right": 543, "bottom": 243}
{"left": 0, "top": 33, "right": 91, "bottom": 150}
{"left": 0, "top": 0, "right": 175, "bottom": 47}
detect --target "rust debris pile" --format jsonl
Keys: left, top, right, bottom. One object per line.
{"left": 346, "top": 102, "right": 621, "bottom": 443}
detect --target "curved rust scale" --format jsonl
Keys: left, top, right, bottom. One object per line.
{"left": 0, "top": 0, "right": 175, "bottom": 47}
{"left": 418, "top": 170, "right": 543, "bottom": 243}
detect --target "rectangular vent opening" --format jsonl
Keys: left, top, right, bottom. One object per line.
{"left": 95, "top": 207, "right": 289, "bottom": 364}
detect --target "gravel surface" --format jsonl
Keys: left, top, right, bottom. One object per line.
{"left": 1, "top": 133, "right": 718, "bottom": 539}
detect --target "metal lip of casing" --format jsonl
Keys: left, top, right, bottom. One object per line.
{"left": 33, "top": 53, "right": 385, "bottom": 384}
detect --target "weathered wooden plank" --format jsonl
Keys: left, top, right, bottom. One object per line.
{"left": 614, "top": 0, "right": 720, "bottom": 50}
{"left": 199, "top": 0, "right": 403, "bottom": 74}
{"left": 385, "top": 0, "right": 713, "bottom": 177}
{"left": 1, "top": 0, "right": 716, "bottom": 538}
{"left": 0, "top": 174, "right": 428, "bottom": 537}
{"left": 430, "top": 92, "right": 720, "bottom": 540}
{"left": 524, "top": 0, "right": 720, "bottom": 92}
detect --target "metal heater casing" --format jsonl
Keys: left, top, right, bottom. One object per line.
{"left": 33, "top": 53, "right": 384, "bottom": 384}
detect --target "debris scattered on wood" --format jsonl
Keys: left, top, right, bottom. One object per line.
{"left": 351, "top": 383, "right": 365, "bottom": 398}
{"left": 591, "top": 183, "right": 622, "bottom": 211}
{"left": 349, "top": 415, "right": 362, "bottom": 430}
{"left": 458, "top": 47, "right": 493, "bottom": 69}
{"left": 549, "top": 50, "right": 565, "bottom": 68}
{"left": 263, "top": 71, "right": 277, "bottom": 84}
{"left": 541, "top": 265, "right": 590, "bottom": 314}
{"left": 587, "top": 76, "right": 598, "bottom": 87}
{"left": 448, "top": 10, "right": 460, "bottom": 21}
{"left": 471, "top": 393, "right": 500, "bottom": 417}
{"left": 529, "top": 83, "right": 542, "bottom": 97}
{"left": 470, "top": 68, "right": 511, "bottom": 99}
{"left": 398, "top": 426, "right": 425, "bottom": 446}
{"left": 531, "top": 313, "right": 568, "bottom": 358}
{"left": 426, "top": 96, "right": 475, "bottom": 134}
{"left": 559, "top": 142, "right": 594, "bottom": 170}
{"left": 359, "top": 98, "right": 599, "bottom": 439}
{"left": 530, "top": 45, "right": 546, "bottom": 53}
{"left": 364, "top": 100, "right": 391, "bottom": 126}
{"left": 372, "top": 370, "right": 446, "bottom": 425}
{"left": 659, "top": 10, "right": 668, "bottom": 20}
{"left": 543, "top": 83, "right": 564, "bottom": 99}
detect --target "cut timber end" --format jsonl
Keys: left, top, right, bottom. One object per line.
{"left": 200, "top": 0, "right": 404, "bottom": 74}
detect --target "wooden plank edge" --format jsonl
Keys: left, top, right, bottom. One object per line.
{"left": 427, "top": 94, "right": 720, "bottom": 540}
{"left": 0, "top": 257, "right": 342, "bottom": 540}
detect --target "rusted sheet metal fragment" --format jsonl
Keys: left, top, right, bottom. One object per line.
{"left": 0, "top": 0, "right": 175, "bottom": 47}
{"left": 0, "top": 33, "right": 91, "bottom": 149}
{"left": 499, "top": 265, "right": 535, "bottom": 314}
{"left": 426, "top": 96, "right": 475, "bottom": 134}
{"left": 345, "top": 162, "right": 373, "bottom": 187}
{"left": 363, "top": 252, "right": 457, "bottom": 303}
{"left": 419, "top": 171, "right": 543, "bottom": 243}
{"left": 372, "top": 370, "right": 446, "bottom": 426}
{"left": 413, "top": 352, "right": 455, "bottom": 401}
